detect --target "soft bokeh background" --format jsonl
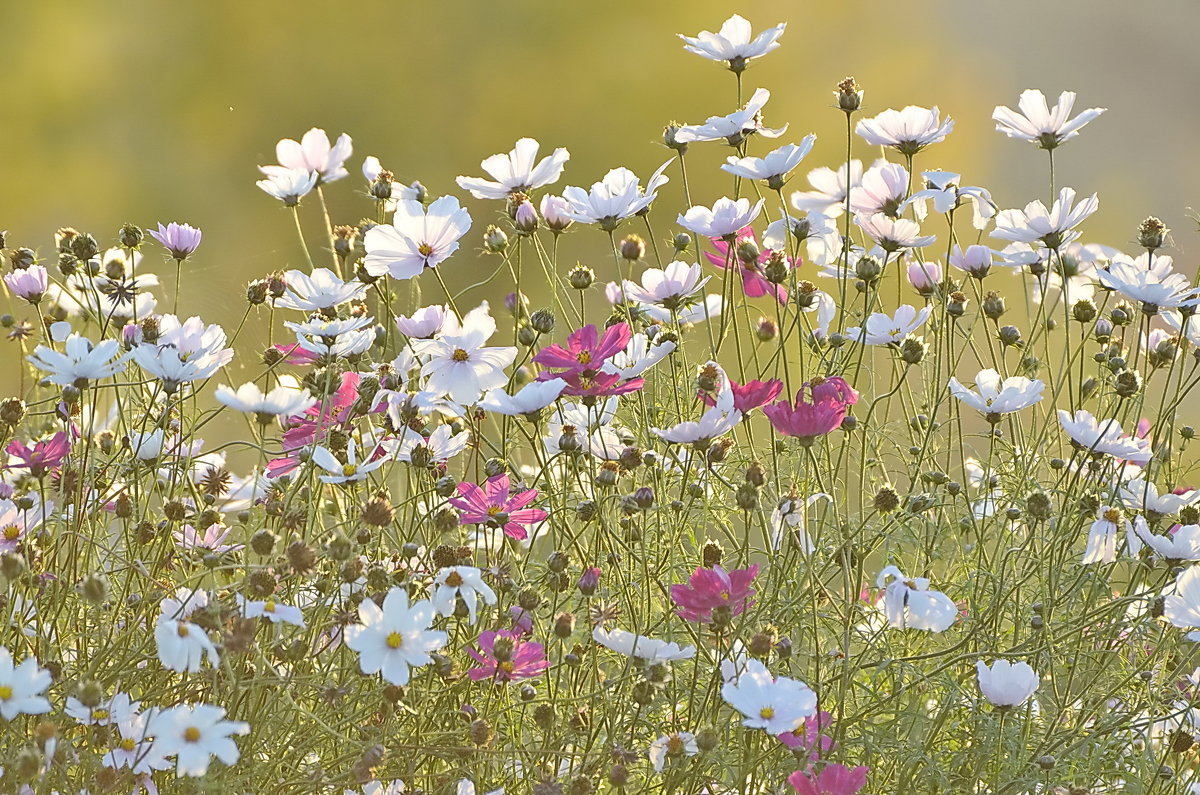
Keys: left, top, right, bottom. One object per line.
{"left": 3, "top": 0, "right": 1199, "bottom": 356}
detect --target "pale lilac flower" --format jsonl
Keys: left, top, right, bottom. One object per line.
{"left": 850, "top": 161, "right": 910, "bottom": 217}
{"left": 539, "top": 194, "right": 573, "bottom": 232}
{"left": 273, "top": 127, "right": 353, "bottom": 183}
{"left": 675, "top": 88, "right": 787, "bottom": 144}
{"left": 991, "top": 188, "right": 1098, "bottom": 249}
{"left": 993, "top": 89, "right": 1105, "bottom": 149}
{"left": 148, "top": 703, "right": 250, "bottom": 778}
{"left": 976, "top": 660, "right": 1039, "bottom": 707}
{"left": 275, "top": 268, "right": 368, "bottom": 312}
{"left": 624, "top": 261, "right": 710, "bottom": 309}
{"left": 678, "top": 14, "right": 786, "bottom": 68}
{"left": 174, "top": 522, "right": 243, "bottom": 554}
{"left": 343, "top": 587, "right": 448, "bottom": 686}
{"left": 906, "top": 260, "right": 942, "bottom": 295}
{"left": 4, "top": 265, "right": 48, "bottom": 304}
{"left": 678, "top": 197, "right": 765, "bottom": 239}
{"left": 363, "top": 196, "right": 473, "bottom": 280}
{"left": 791, "top": 160, "right": 862, "bottom": 217}
{"left": 456, "top": 138, "right": 570, "bottom": 200}
{"left": 948, "top": 244, "right": 997, "bottom": 278}
{"left": 149, "top": 222, "right": 202, "bottom": 260}
{"left": 395, "top": 304, "right": 448, "bottom": 339}
{"left": 855, "top": 213, "right": 935, "bottom": 251}
{"left": 721, "top": 137, "right": 815, "bottom": 187}
{"left": 256, "top": 167, "right": 318, "bottom": 206}
{"left": 855, "top": 106, "right": 954, "bottom": 155}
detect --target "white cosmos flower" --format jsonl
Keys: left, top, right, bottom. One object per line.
{"left": 1097, "top": 256, "right": 1198, "bottom": 311}
{"left": 720, "top": 658, "right": 817, "bottom": 735}
{"left": 648, "top": 732, "right": 700, "bottom": 772}
{"left": 1163, "top": 565, "right": 1200, "bottom": 640}
{"left": 430, "top": 566, "right": 497, "bottom": 624}
{"left": 855, "top": 213, "right": 935, "bottom": 251}
{"left": 903, "top": 171, "right": 996, "bottom": 230}
{"left": 64, "top": 691, "right": 140, "bottom": 727}
{"left": 592, "top": 627, "right": 696, "bottom": 661}
{"left": 395, "top": 304, "right": 449, "bottom": 338}
{"left": 456, "top": 137, "right": 570, "bottom": 200}
{"left": 1162, "top": 310, "right": 1200, "bottom": 347}
{"left": 678, "top": 197, "right": 765, "bottom": 238}
{"left": 479, "top": 379, "right": 567, "bottom": 416}
{"left": 850, "top": 161, "right": 911, "bottom": 217}
{"left": 1133, "top": 516, "right": 1200, "bottom": 562}
{"left": 256, "top": 167, "right": 318, "bottom": 206}
{"left": 720, "top": 137, "right": 815, "bottom": 185}
{"left": 1119, "top": 479, "right": 1200, "bottom": 515}
{"left": 993, "top": 89, "right": 1105, "bottom": 149}
{"left": 948, "top": 369, "right": 1044, "bottom": 415}
{"left": 271, "top": 127, "right": 353, "bottom": 183}
{"left": 675, "top": 88, "right": 787, "bottom": 144}
{"left": 846, "top": 304, "right": 932, "bottom": 345}
{"left": 215, "top": 381, "right": 317, "bottom": 421}
{"left": 991, "top": 187, "right": 1098, "bottom": 249}
{"left": 876, "top": 565, "right": 958, "bottom": 632}
{"left": 154, "top": 619, "right": 219, "bottom": 673}
{"left": 769, "top": 492, "right": 831, "bottom": 552}
{"left": 410, "top": 307, "right": 516, "bottom": 404}
{"left": 678, "top": 14, "right": 785, "bottom": 67}
{"left": 1057, "top": 409, "right": 1152, "bottom": 463}
{"left": 148, "top": 703, "right": 250, "bottom": 778}
{"left": 1082, "top": 505, "right": 1140, "bottom": 564}
{"left": 275, "top": 268, "right": 368, "bottom": 311}
{"left": 236, "top": 595, "right": 305, "bottom": 627}
{"left": 312, "top": 440, "right": 385, "bottom": 484}
{"left": 602, "top": 333, "right": 675, "bottom": 379}
{"left": 560, "top": 160, "right": 672, "bottom": 230}
{"left": 652, "top": 406, "right": 741, "bottom": 445}
{"left": 0, "top": 647, "right": 52, "bottom": 720}
{"left": 343, "top": 587, "right": 448, "bottom": 686}
{"left": 976, "top": 660, "right": 1039, "bottom": 708}
{"left": 363, "top": 196, "right": 472, "bottom": 280}
{"left": 384, "top": 424, "right": 471, "bottom": 465}
{"left": 28, "top": 335, "right": 127, "bottom": 386}
{"left": 948, "top": 244, "right": 997, "bottom": 278}
{"left": 791, "top": 160, "right": 862, "bottom": 217}
{"left": 638, "top": 294, "right": 724, "bottom": 326}
{"left": 855, "top": 106, "right": 954, "bottom": 154}
{"left": 624, "top": 261, "right": 710, "bottom": 308}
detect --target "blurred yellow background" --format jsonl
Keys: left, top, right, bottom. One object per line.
{"left": 3, "top": 0, "right": 1199, "bottom": 354}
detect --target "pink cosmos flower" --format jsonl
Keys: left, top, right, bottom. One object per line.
{"left": 509, "top": 606, "right": 534, "bottom": 636}
{"left": 272, "top": 342, "right": 321, "bottom": 366}
{"left": 807, "top": 376, "right": 860, "bottom": 406}
{"left": 788, "top": 763, "right": 869, "bottom": 795}
{"left": 670, "top": 564, "right": 758, "bottom": 624}
{"left": 557, "top": 370, "right": 645, "bottom": 400}
{"left": 705, "top": 226, "right": 791, "bottom": 305}
{"left": 578, "top": 567, "right": 602, "bottom": 595}
{"left": 149, "top": 222, "right": 202, "bottom": 260}
{"left": 534, "top": 323, "right": 632, "bottom": 379}
{"left": 700, "top": 377, "right": 783, "bottom": 414}
{"left": 466, "top": 629, "right": 549, "bottom": 682}
{"left": 779, "top": 710, "right": 836, "bottom": 760}
{"left": 450, "top": 474, "right": 548, "bottom": 541}
{"left": 4, "top": 265, "right": 49, "bottom": 304}
{"left": 267, "top": 372, "right": 364, "bottom": 477}
{"left": 764, "top": 377, "right": 860, "bottom": 445}
{"left": 5, "top": 432, "right": 70, "bottom": 478}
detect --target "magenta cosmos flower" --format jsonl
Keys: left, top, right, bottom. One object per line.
{"left": 700, "top": 376, "right": 783, "bottom": 414}
{"left": 705, "top": 226, "right": 792, "bottom": 305}
{"left": 779, "top": 710, "right": 836, "bottom": 760}
{"left": 149, "top": 222, "right": 203, "bottom": 260}
{"left": 466, "top": 629, "right": 549, "bottom": 682}
{"left": 764, "top": 376, "right": 859, "bottom": 445}
{"left": 670, "top": 564, "right": 758, "bottom": 624}
{"left": 788, "top": 763, "right": 869, "bottom": 795}
{"left": 5, "top": 432, "right": 70, "bottom": 478}
{"left": 450, "top": 474, "right": 547, "bottom": 541}
{"left": 267, "top": 372, "right": 364, "bottom": 477}
{"left": 534, "top": 322, "right": 631, "bottom": 379}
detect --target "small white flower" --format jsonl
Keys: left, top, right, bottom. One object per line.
{"left": 855, "top": 105, "right": 954, "bottom": 154}
{"left": 272, "top": 127, "right": 353, "bottom": 183}
{"left": 1120, "top": 478, "right": 1200, "bottom": 515}
{"left": 28, "top": 335, "right": 128, "bottom": 386}
{"left": 846, "top": 304, "right": 932, "bottom": 346}
{"left": 148, "top": 703, "right": 250, "bottom": 778}
{"left": 410, "top": 307, "right": 516, "bottom": 405}
{"left": 592, "top": 627, "right": 696, "bottom": 661}
{"left": 678, "top": 14, "right": 786, "bottom": 68}
{"left": 855, "top": 213, "right": 935, "bottom": 251}
{"left": 601, "top": 333, "right": 675, "bottom": 379}
{"left": 456, "top": 138, "right": 570, "bottom": 200}
{"left": 215, "top": 381, "right": 317, "bottom": 422}
{"left": 648, "top": 732, "right": 699, "bottom": 772}
{"left": 560, "top": 161, "right": 672, "bottom": 230}
{"left": 343, "top": 587, "right": 448, "bottom": 686}
{"left": 903, "top": 170, "right": 996, "bottom": 230}
{"left": 385, "top": 423, "right": 471, "bottom": 465}
{"left": 275, "top": 268, "right": 368, "bottom": 312}
{"left": 311, "top": 440, "right": 385, "bottom": 484}
{"left": 479, "top": 379, "right": 567, "bottom": 416}
{"left": 624, "top": 261, "right": 710, "bottom": 308}
{"left": 678, "top": 197, "right": 764, "bottom": 239}
{"left": 0, "top": 646, "right": 52, "bottom": 720}
{"left": 976, "top": 659, "right": 1039, "bottom": 708}
{"left": 154, "top": 619, "right": 219, "bottom": 673}
{"left": 993, "top": 89, "right": 1105, "bottom": 149}
{"left": 876, "top": 566, "right": 958, "bottom": 632}
{"left": 721, "top": 137, "right": 815, "bottom": 186}
{"left": 1082, "top": 506, "right": 1140, "bottom": 564}
{"left": 720, "top": 658, "right": 817, "bottom": 735}
{"left": 65, "top": 691, "right": 140, "bottom": 727}
{"left": 675, "top": 88, "right": 787, "bottom": 144}
{"left": 1057, "top": 409, "right": 1152, "bottom": 463}
{"left": 256, "top": 167, "right": 318, "bottom": 206}
{"left": 1097, "top": 255, "right": 1198, "bottom": 311}
{"left": 1133, "top": 516, "right": 1200, "bottom": 562}
{"left": 363, "top": 196, "right": 473, "bottom": 281}
{"left": 236, "top": 594, "right": 306, "bottom": 627}
{"left": 791, "top": 160, "right": 862, "bottom": 217}
{"left": 430, "top": 566, "right": 497, "bottom": 624}
{"left": 948, "top": 369, "right": 1044, "bottom": 416}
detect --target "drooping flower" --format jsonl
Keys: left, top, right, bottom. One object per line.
{"left": 149, "top": 222, "right": 203, "bottom": 260}
{"left": 1082, "top": 505, "right": 1141, "bottom": 564}
{"left": 787, "top": 763, "right": 869, "bottom": 795}
{"left": 993, "top": 89, "right": 1105, "bottom": 150}
{"left": 700, "top": 376, "right": 783, "bottom": 414}
{"left": 430, "top": 566, "right": 497, "bottom": 624}
{"left": 1097, "top": 255, "right": 1199, "bottom": 312}
{"left": 1132, "top": 517, "right": 1200, "bottom": 562}
{"left": 466, "top": 629, "right": 549, "bottom": 682}
{"left": 479, "top": 379, "right": 568, "bottom": 417}
{"left": 270, "top": 127, "right": 353, "bottom": 183}
{"left": 675, "top": 88, "right": 788, "bottom": 145}
{"left": 948, "top": 369, "right": 1045, "bottom": 417}
{"left": 147, "top": 703, "right": 250, "bottom": 778}
{"left": 976, "top": 659, "right": 1040, "bottom": 708}
{"left": 855, "top": 106, "right": 954, "bottom": 155}
{"left": 174, "top": 522, "right": 243, "bottom": 554}
{"left": 670, "top": 564, "right": 758, "bottom": 623}
{"left": 363, "top": 196, "right": 473, "bottom": 281}
{"left": 385, "top": 424, "right": 471, "bottom": 468}
{"left": 592, "top": 627, "right": 696, "bottom": 661}
{"left": 256, "top": 167, "right": 318, "bottom": 206}
{"left": 4, "top": 265, "right": 49, "bottom": 304}
{"left": 456, "top": 138, "right": 570, "bottom": 200}
{"left": 343, "top": 587, "right": 448, "bottom": 686}
{"left": 678, "top": 14, "right": 786, "bottom": 70}
{"left": 876, "top": 566, "right": 958, "bottom": 632}
{"left": 450, "top": 474, "right": 548, "bottom": 542}
{"left": 1120, "top": 479, "right": 1200, "bottom": 516}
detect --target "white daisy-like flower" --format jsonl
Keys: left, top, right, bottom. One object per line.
{"left": 256, "top": 167, "right": 318, "bottom": 206}
{"left": 1119, "top": 478, "right": 1200, "bottom": 515}
{"left": 876, "top": 565, "right": 958, "bottom": 632}
{"left": 236, "top": 594, "right": 306, "bottom": 627}
{"left": 154, "top": 619, "right": 219, "bottom": 673}
{"left": 720, "top": 137, "right": 815, "bottom": 187}
{"left": 215, "top": 380, "right": 317, "bottom": 422}
{"left": 791, "top": 160, "right": 863, "bottom": 217}
{"left": 1057, "top": 409, "right": 1152, "bottom": 463}
{"left": 384, "top": 424, "right": 471, "bottom": 465}
{"left": 678, "top": 197, "right": 765, "bottom": 239}
{"left": 409, "top": 306, "right": 516, "bottom": 405}
{"left": 948, "top": 369, "right": 1044, "bottom": 416}
{"left": 479, "top": 379, "right": 567, "bottom": 417}
{"left": 675, "top": 88, "right": 787, "bottom": 145}
{"left": 624, "top": 261, "right": 710, "bottom": 309}
{"left": 394, "top": 304, "right": 449, "bottom": 339}
{"left": 363, "top": 196, "right": 473, "bottom": 281}
{"left": 1082, "top": 505, "right": 1139, "bottom": 564}
{"left": 592, "top": 627, "right": 696, "bottom": 661}
{"left": 343, "top": 587, "right": 448, "bottom": 686}
{"left": 993, "top": 89, "right": 1105, "bottom": 150}
{"left": 720, "top": 658, "right": 817, "bottom": 735}
{"left": 855, "top": 105, "right": 954, "bottom": 155}
{"left": 976, "top": 660, "right": 1039, "bottom": 708}
{"left": 270, "top": 127, "right": 353, "bottom": 183}
{"left": 430, "top": 566, "right": 498, "bottom": 624}
{"left": 903, "top": 170, "right": 996, "bottom": 230}
{"left": 1163, "top": 565, "right": 1200, "bottom": 640}
{"left": 850, "top": 161, "right": 911, "bottom": 218}
{"left": 678, "top": 14, "right": 785, "bottom": 69}
{"left": 648, "top": 732, "right": 699, "bottom": 772}
{"left": 991, "top": 187, "right": 1098, "bottom": 249}
{"left": 560, "top": 160, "right": 673, "bottom": 230}
{"left": 1097, "top": 255, "right": 1198, "bottom": 311}
{"left": 456, "top": 138, "right": 570, "bottom": 200}
{"left": 148, "top": 703, "right": 250, "bottom": 778}
{"left": 275, "top": 268, "right": 368, "bottom": 312}
{"left": 1133, "top": 516, "right": 1200, "bottom": 562}
{"left": 855, "top": 213, "right": 935, "bottom": 251}
{"left": 0, "top": 646, "right": 52, "bottom": 720}
{"left": 65, "top": 691, "right": 140, "bottom": 727}
{"left": 28, "top": 335, "right": 128, "bottom": 386}
{"left": 846, "top": 305, "right": 932, "bottom": 346}
{"left": 601, "top": 333, "right": 675, "bottom": 379}
{"left": 312, "top": 440, "right": 386, "bottom": 484}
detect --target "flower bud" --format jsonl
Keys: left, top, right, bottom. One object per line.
{"left": 998, "top": 325, "right": 1022, "bottom": 347}
{"left": 514, "top": 200, "right": 539, "bottom": 235}
{"left": 982, "top": 291, "right": 1006, "bottom": 320}
{"left": 855, "top": 256, "right": 882, "bottom": 283}
{"left": 899, "top": 336, "right": 927, "bottom": 364}
{"left": 1138, "top": 216, "right": 1168, "bottom": 251}
{"left": 673, "top": 233, "right": 691, "bottom": 253}
{"left": 702, "top": 540, "right": 723, "bottom": 567}
{"left": 483, "top": 225, "right": 509, "bottom": 255}
{"left": 118, "top": 223, "right": 143, "bottom": 249}
{"left": 663, "top": 123, "right": 688, "bottom": 153}
{"left": 554, "top": 611, "right": 576, "bottom": 638}
{"left": 835, "top": 76, "right": 863, "bottom": 113}
{"left": 619, "top": 235, "right": 645, "bottom": 262}
{"left": 763, "top": 251, "right": 789, "bottom": 284}
{"left": 907, "top": 262, "right": 940, "bottom": 296}
{"left": 756, "top": 317, "right": 778, "bottom": 342}
{"left": 569, "top": 264, "right": 594, "bottom": 290}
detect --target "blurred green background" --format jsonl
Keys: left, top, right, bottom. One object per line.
{"left": 3, "top": 0, "right": 1199, "bottom": 354}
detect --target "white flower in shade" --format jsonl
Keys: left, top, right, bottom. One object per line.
{"left": 271, "top": 127, "right": 352, "bottom": 183}
{"left": 410, "top": 308, "right": 516, "bottom": 404}
{"left": 720, "top": 658, "right": 817, "bottom": 735}
{"left": 991, "top": 187, "right": 1098, "bottom": 249}
{"left": 1165, "top": 565, "right": 1200, "bottom": 640}
{"left": 215, "top": 381, "right": 317, "bottom": 422}
{"left": 976, "top": 660, "right": 1039, "bottom": 708}
{"left": 592, "top": 627, "right": 696, "bottom": 661}
{"left": 1057, "top": 410, "right": 1152, "bottom": 463}
{"left": 65, "top": 692, "right": 141, "bottom": 727}
{"left": 344, "top": 587, "right": 448, "bottom": 686}
{"left": 430, "top": 566, "right": 497, "bottom": 623}
{"left": 28, "top": 335, "right": 127, "bottom": 386}
{"left": 948, "top": 369, "right": 1044, "bottom": 416}
{"left": 846, "top": 304, "right": 932, "bottom": 346}
{"left": 395, "top": 304, "right": 448, "bottom": 338}
{"left": 1133, "top": 517, "right": 1200, "bottom": 562}
{"left": 455, "top": 780, "right": 502, "bottom": 795}
{"left": 479, "top": 379, "right": 567, "bottom": 416}
{"left": 256, "top": 167, "right": 318, "bottom": 206}
{"left": 678, "top": 197, "right": 765, "bottom": 239}
{"left": 855, "top": 213, "right": 935, "bottom": 251}
{"left": 948, "top": 244, "right": 997, "bottom": 278}
{"left": 625, "top": 261, "right": 710, "bottom": 309}
{"left": 850, "top": 161, "right": 911, "bottom": 217}
{"left": 769, "top": 493, "right": 831, "bottom": 552}
{"left": 602, "top": 333, "right": 675, "bottom": 379}
{"left": 1098, "top": 255, "right": 1198, "bottom": 311}
{"left": 0, "top": 647, "right": 52, "bottom": 720}
{"left": 1120, "top": 479, "right": 1200, "bottom": 515}
{"left": 103, "top": 712, "right": 171, "bottom": 774}
{"left": 678, "top": 14, "right": 785, "bottom": 67}
{"left": 456, "top": 138, "right": 570, "bottom": 200}
{"left": 652, "top": 406, "right": 741, "bottom": 445}
{"left": 275, "top": 268, "right": 367, "bottom": 312}
{"left": 384, "top": 424, "right": 471, "bottom": 465}
{"left": 855, "top": 106, "right": 954, "bottom": 154}
{"left": 1082, "top": 506, "right": 1140, "bottom": 564}
{"left": 993, "top": 89, "right": 1105, "bottom": 149}
{"left": 791, "top": 160, "right": 862, "bottom": 217}
{"left": 638, "top": 294, "right": 725, "bottom": 326}
{"left": 721, "top": 137, "right": 815, "bottom": 186}
{"left": 312, "top": 440, "right": 385, "bottom": 484}
{"left": 560, "top": 160, "right": 672, "bottom": 230}
{"left": 154, "top": 619, "right": 219, "bottom": 673}
{"left": 648, "top": 732, "right": 699, "bottom": 772}
{"left": 904, "top": 171, "right": 996, "bottom": 230}
{"left": 236, "top": 594, "right": 305, "bottom": 627}
{"left": 363, "top": 196, "right": 472, "bottom": 281}
{"left": 148, "top": 703, "right": 249, "bottom": 778}
{"left": 675, "top": 88, "right": 786, "bottom": 144}
{"left": 876, "top": 566, "right": 958, "bottom": 632}
{"left": 1163, "top": 310, "right": 1200, "bottom": 348}
{"left": 160, "top": 587, "right": 210, "bottom": 621}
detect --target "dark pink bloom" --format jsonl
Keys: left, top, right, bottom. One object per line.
{"left": 788, "top": 763, "right": 869, "bottom": 795}
{"left": 807, "top": 376, "right": 860, "bottom": 406}
{"left": 669, "top": 564, "right": 758, "bottom": 624}
{"left": 779, "top": 711, "right": 836, "bottom": 760}
{"left": 267, "top": 372, "right": 364, "bottom": 477}
{"left": 557, "top": 370, "right": 644, "bottom": 400}
{"left": 534, "top": 323, "right": 631, "bottom": 378}
{"left": 450, "top": 474, "right": 548, "bottom": 541}
{"left": 5, "top": 432, "right": 70, "bottom": 478}
{"left": 466, "top": 629, "right": 549, "bottom": 682}
{"left": 700, "top": 377, "right": 783, "bottom": 414}
{"left": 764, "top": 377, "right": 859, "bottom": 444}
{"left": 705, "top": 226, "right": 792, "bottom": 305}
{"left": 273, "top": 342, "right": 320, "bottom": 366}
{"left": 578, "top": 567, "right": 602, "bottom": 595}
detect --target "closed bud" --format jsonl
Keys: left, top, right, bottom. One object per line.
{"left": 855, "top": 256, "right": 882, "bottom": 282}
{"left": 568, "top": 264, "right": 594, "bottom": 290}
{"left": 484, "top": 225, "right": 509, "bottom": 253}
{"left": 756, "top": 316, "right": 778, "bottom": 341}
{"left": 529, "top": 308, "right": 556, "bottom": 334}
{"left": 0, "top": 398, "right": 26, "bottom": 426}
{"left": 70, "top": 233, "right": 99, "bottom": 262}
{"left": 736, "top": 239, "right": 760, "bottom": 265}
{"left": 576, "top": 500, "right": 598, "bottom": 521}
{"left": 79, "top": 572, "right": 108, "bottom": 604}
{"left": 735, "top": 482, "right": 758, "bottom": 511}
{"left": 468, "top": 718, "right": 494, "bottom": 747}
{"left": 673, "top": 233, "right": 691, "bottom": 253}
{"left": 1114, "top": 369, "right": 1142, "bottom": 398}
{"left": 1, "top": 553, "right": 27, "bottom": 579}
{"left": 1138, "top": 216, "right": 1168, "bottom": 251}
{"left": 946, "top": 291, "right": 969, "bottom": 318}
{"left": 1037, "top": 755, "right": 1056, "bottom": 771}
{"left": 547, "top": 550, "right": 570, "bottom": 573}
{"left": 763, "top": 251, "right": 788, "bottom": 284}
{"left": 619, "top": 235, "right": 645, "bottom": 261}
{"left": 514, "top": 200, "right": 539, "bottom": 235}
{"left": 518, "top": 587, "right": 543, "bottom": 611}
{"left": 982, "top": 291, "right": 1006, "bottom": 320}
{"left": 608, "top": 764, "right": 629, "bottom": 787}
{"left": 1094, "top": 317, "right": 1113, "bottom": 342}
{"left": 1072, "top": 299, "right": 1097, "bottom": 323}
{"left": 663, "top": 123, "right": 688, "bottom": 153}
{"left": 702, "top": 540, "right": 724, "bottom": 567}
{"left": 286, "top": 538, "right": 317, "bottom": 574}
{"left": 899, "top": 336, "right": 927, "bottom": 364}
{"left": 998, "top": 325, "right": 1022, "bottom": 347}
{"left": 554, "top": 611, "right": 576, "bottom": 638}
{"left": 1110, "top": 306, "right": 1131, "bottom": 326}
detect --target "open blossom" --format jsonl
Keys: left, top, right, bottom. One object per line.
{"left": 560, "top": 160, "right": 672, "bottom": 230}
{"left": 386, "top": 424, "right": 471, "bottom": 467}
{"left": 788, "top": 764, "right": 869, "bottom": 795}
{"left": 0, "top": 646, "right": 52, "bottom": 720}
{"left": 721, "top": 137, "right": 815, "bottom": 186}
{"left": 903, "top": 170, "right": 996, "bottom": 229}
{"left": 479, "top": 379, "right": 567, "bottom": 417}
{"left": 364, "top": 196, "right": 472, "bottom": 280}
{"left": 675, "top": 88, "right": 787, "bottom": 144}
{"left": 792, "top": 160, "right": 862, "bottom": 217}
{"left": 456, "top": 137, "right": 569, "bottom": 200}
{"left": 275, "top": 268, "right": 367, "bottom": 311}
{"left": 149, "top": 221, "right": 203, "bottom": 260}
{"left": 237, "top": 595, "right": 305, "bottom": 627}
{"left": 855, "top": 105, "right": 953, "bottom": 155}
{"left": 155, "top": 618, "right": 219, "bottom": 673}
{"left": 344, "top": 587, "right": 448, "bottom": 686}
{"left": 648, "top": 732, "right": 700, "bottom": 772}
{"left": 678, "top": 14, "right": 785, "bottom": 69}
{"left": 991, "top": 187, "right": 1098, "bottom": 249}
{"left": 850, "top": 161, "right": 910, "bottom": 218}
{"left": 670, "top": 564, "right": 758, "bottom": 623}
{"left": 256, "top": 166, "right": 317, "bottom": 205}
{"left": 1120, "top": 478, "right": 1200, "bottom": 515}
{"left": 763, "top": 377, "right": 858, "bottom": 444}
{"left": 602, "top": 333, "right": 674, "bottom": 379}
{"left": 431, "top": 566, "right": 497, "bottom": 623}
{"left": 0, "top": 499, "right": 43, "bottom": 553}
{"left": 450, "top": 474, "right": 547, "bottom": 542}
{"left": 679, "top": 197, "right": 765, "bottom": 239}
{"left": 855, "top": 213, "right": 935, "bottom": 251}
{"left": 976, "top": 660, "right": 1039, "bottom": 708}
{"left": 148, "top": 703, "right": 250, "bottom": 778}
{"left": 876, "top": 566, "right": 958, "bottom": 632}
{"left": 705, "top": 226, "right": 791, "bottom": 304}
{"left": 592, "top": 627, "right": 696, "bottom": 661}
{"left": 270, "top": 127, "right": 353, "bottom": 183}
{"left": 948, "top": 369, "right": 1044, "bottom": 416}
{"left": 722, "top": 658, "right": 817, "bottom": 735}
{"left": 535, "top": 322, "right": 631, "bottom": 378}
{"left": 993, "top": 89, "right": 1105, "bottom": 149}
{"left": 174, "top": 522, "right": 242, "bottom": 554}
{"left": 1083, "top": 506, "right": 1140, "bottom": 564}
{"left": 846, "top": 305, "right": 931, "bottom": 345}
{"left": 466, "top": 629, "right": 548, "bottom": 682}
{"left": 4, "top": 265, "right": 48, "bottom": 303}
{"left": 1132, "top": 516, "right": 1200, "bottom": 561}
{"left": 29, "top": 335, "right": 127, "bottom": 386}
{"left": 1057, "top": 409, "right": 1152, "bottom": 463}
{"left": 624, "top": 261, "right": 710, "bottom": 309}
{"left": 215, "top": 381, "right": 317, "bottom": 422}
{"left": 410, "top": 306, "right": 516, "bottom": 404}
{"left": 1098, "top": 255, "right": 1198, "bottom": 311}
{"left": 700, "top": 376, "right": 783, "bottom": 414}
{"left": 5, "top": 432, "right": 69, "bottom": 478}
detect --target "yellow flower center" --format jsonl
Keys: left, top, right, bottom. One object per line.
{"left": 576, "top": 350, "right": 593, "bottom": 365}
{"left": 387, "top": 631, "right": 404, "bottom": 649}
{"left": 1103, "top": 508, "right": 1122, "bottom": 523}
{"left": 0, "top": 685, "right": 12, "bottom": 700}
{"left": 120, "top": 738, "right": 136, "bottom": 752}
{"left": 452, "top": 348, "right": 470, "bottom": 362}
{"left": 341, "top": 464, "right": 358, "bottom": 477}
{"left": 418, "top": 242, "right": 434, "bottom": 257}
{"left": 176, "top": 623, "right": 190, "bottom": 637}
{"left": 759, "top": 706, "right": 775, "bottom": 720}
{"left": 445, "top": 571, "right": 464, "bottom": 587}
{"left": 499, "top": 660, "right": 515, "bottom": 674}
{"left": 720, "top": 590, "right": 731, "bottom": 601}
{"left": 2, "top": 524, "right": 20, "bottom": 541}
{"left": 487, "top": 505, "right": 503, "bottom": 516}
{"left": 183, "top": 726, "right": 202, "bottom": 742}
{"left": 93, "top": 708, "right": 110, "bottom": 720}
{"left": 264, "top": 599, "right": 276, "bottom": 613}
